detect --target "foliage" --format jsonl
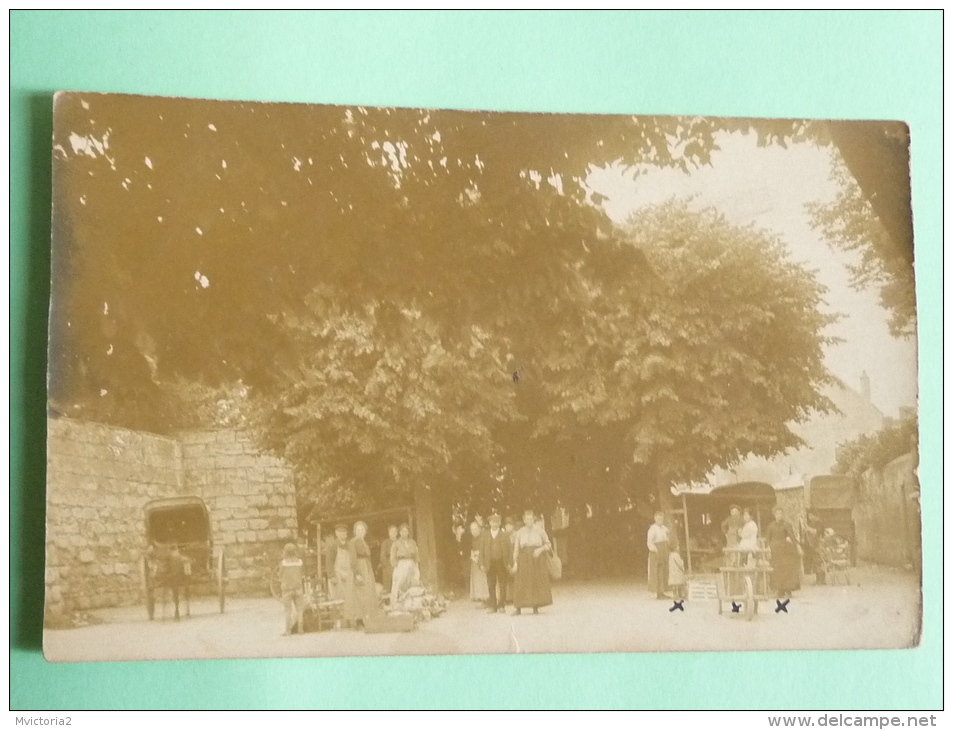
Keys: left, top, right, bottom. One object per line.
{"left": 531, "top": 202, "right": 837, "bottom": 495}
{"left": 49, "top": 94, "right": 838, "bottom": 518}
{"left": 807, "top": 157, "right": 917, "bottom": 338}
{"left": 832, "top": 412, "right": 919, "bottom": 478}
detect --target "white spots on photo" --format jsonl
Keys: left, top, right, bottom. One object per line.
{"left": 106, "top": 344, "right": 113, "bottom": 355}
{"left": 80, "top": 99, "right": 89, "bottom": 110}
{"left": 103, "top": 302, "right": 108, "bottom": 315}
{"left": 281, "top": 201, "right": 288, "bottom": 207}
{"left": 157, "top": 216, "right": 163, "bottom": 223}
{"left": 68, "top": 130, "right": 110, "bottom": 159}
{"left": 208, "top": 123, "right": 217, "bottom": 132}
{"left": 292, "top": 157, "right": 302, "bottom": 172}
{"left": 79, "top": 195, "right": 86, "bottom": 206}
{"left": 193, "top": 271, "right": 210, "bottom": 289}
{"left": 99, "top": 389, "right": 107, "bottom": 397}
{"left": 222, "top": 160, "right": 227, "bottom": 169}
{"left": 144, "top": 156, "right": 153, "bottom": 169}
{"left": 195, "top": 227, "right": 203, "bottom": 235}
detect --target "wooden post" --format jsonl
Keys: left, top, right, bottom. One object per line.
{"left": 315, "top": 522, "right": 323, "bottom": 590}
{"left": 682, "top": 493, "right": 692, "bottom": 575}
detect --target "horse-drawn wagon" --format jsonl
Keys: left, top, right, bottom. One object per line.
{"left": 140, "top": 496, "right": 226, "bottom": 619}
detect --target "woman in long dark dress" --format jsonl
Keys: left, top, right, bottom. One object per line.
{"left": 765, "top": 506, "right": 801, "bottom": 599}
{"left": 511, "top": 509, "right": 553, "bottom": 615}
{"left": 348, "top": 521, "right": 380, "bottom": 625}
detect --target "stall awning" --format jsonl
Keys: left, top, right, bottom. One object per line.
{"left": 672, "top": 481, "right": 776, "bottom": 504}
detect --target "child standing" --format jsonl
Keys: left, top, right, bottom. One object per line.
{"left": 668, "top": 546, "right": 687, "bottom": 601}
{"left": 279, "top": 543, "right": 305, "bottom": 636}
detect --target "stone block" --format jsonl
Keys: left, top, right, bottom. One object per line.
{"left": 220, "top": 519, "right": 249, "bottom": 532}
{"left": 101, "top": 563, "right": 115, "bottom": 575}
{"left": 59, "top": 520, "right": 80, "bottom": 534}
{"left": 214, "top": 495, "right": 245, "bottom": 510}
{"left": 263, "top": 467, "right": 287, "bottom": 483}
{"left": 78, "top": 549, "right": 95, "bottom": 564}
{"left": 87, "top": 520, "right": 105, "bottom": 534}
{"left": 248, "top": 518, "right": 268, "bottom": 531}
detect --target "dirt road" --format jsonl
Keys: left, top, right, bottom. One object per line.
{"left": 43, "top": 565, "right": 920, "bottom": 662}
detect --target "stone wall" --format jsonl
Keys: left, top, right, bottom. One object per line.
{"left": 854, "top": 451, "right": 921, "bottom": 569}
{"left": 179, "top": 430, "right": 296, "bottom": 596}
{"left": 45, "top": 418, "right": 185, "bottom": 616}
{"left": 45, "top": 417, "right": 297, "bottom": 621}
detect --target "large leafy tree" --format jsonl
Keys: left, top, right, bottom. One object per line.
{"left": 489, "top": 202, "right": 838, "bottom": 517}
{"left": 50, "top": 94, "right": 727, "bottom": 430}
{"left": 50, "top": 94, "right": 838, "bottom": 532}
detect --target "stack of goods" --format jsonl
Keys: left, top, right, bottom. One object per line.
{"left": 301, "top": 594, "right": 344, "bottom": 633}
{"left": 388, "top": 586, "right": 448, "bottom": 622}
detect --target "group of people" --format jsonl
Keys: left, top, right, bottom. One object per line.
{"left": 276, "top": 520, "right": 422, "bottom": 635}
{"left": 647, "top": 505, "right": 804, "bottom": 601}
{"left": 455, "top": 509, "right": 554, "bottom": 616}
{"left": 280, "top": 500, "right": 844, "bottom": 636}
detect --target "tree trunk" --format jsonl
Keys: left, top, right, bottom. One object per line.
{"left": 412, "top": 482, "right": 440, "bottom": 590}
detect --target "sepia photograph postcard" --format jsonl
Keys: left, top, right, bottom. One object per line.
{"left": 44, "top": 92, "right": 920, "bottom": 662}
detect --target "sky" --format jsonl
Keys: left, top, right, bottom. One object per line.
{"left": 587, "top": 131, "right": 918, "bottom": 419}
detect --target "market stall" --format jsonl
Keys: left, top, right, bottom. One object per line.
{"left": 669, "top": 481, "right": 777, "bottom": 575}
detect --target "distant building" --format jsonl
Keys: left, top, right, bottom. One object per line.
{"left": 711, "top": 375, "right": 885, "bottom": 489}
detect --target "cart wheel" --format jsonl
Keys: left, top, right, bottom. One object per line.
{"left": 270, "top": 565, "right": 282, "bottom": 601}
{"left": 744, "top": 575, "right": 755, "bottom": 622}
{"left": 217, "top": 548, "right": 226, "bottom": 613}
{"left": 141, "top": 555, "right": 155, "bottom": 621}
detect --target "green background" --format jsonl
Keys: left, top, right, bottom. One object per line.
{"left": 10, "top": 10, "right": 942, "bottom": 710}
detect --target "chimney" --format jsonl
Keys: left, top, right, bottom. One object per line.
{"left": 860, "top": 371, "right": 871, "bottom": 402}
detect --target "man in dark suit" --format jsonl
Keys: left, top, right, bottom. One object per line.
{"left": 480, "top": 512, "right": 512, "bottom": 613}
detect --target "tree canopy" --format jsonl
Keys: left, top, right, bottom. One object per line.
{"left": 50, "top": 93, "right": 839, "bottom": 520}
{"left": 832, "top": 411, "right": 918, "bottom": 479}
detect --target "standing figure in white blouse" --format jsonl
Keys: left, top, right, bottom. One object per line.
{"left": 646, "top": 511, "right": 671, "bottom": 599}
{"left": 737, "top": 507, "right": 760, "bottom": 567}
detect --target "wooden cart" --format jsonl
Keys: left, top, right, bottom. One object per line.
{"left": 141, "top": 496, "right": 226, "bottom": 620}
{"left": 716, "top": 546, "right": 773, "bottom": 621}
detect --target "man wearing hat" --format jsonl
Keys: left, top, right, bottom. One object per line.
{"left": 480, "top": 512, "right": 512, "bottom": 613}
